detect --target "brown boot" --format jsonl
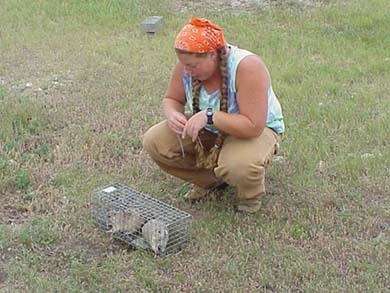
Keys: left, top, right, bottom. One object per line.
{"left": 184, "top": 183, "right": 228, "bottom": 201}
{"left": 236, "top": 195, "right": 263, "bottom": 213}
{"left": 184, "top": 185, "right": 209, "bottom": 200}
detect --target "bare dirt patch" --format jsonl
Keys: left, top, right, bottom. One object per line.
{"left": 0, "top": 248, "right": 14, "bottom": 286}
{"left": 51, "top": 238, "right": 105, "bottom": 261}
{"left": 0, "top": 192, "right": 31, "bottom": 225}
{"left": 0, "top": 271, "right": 7, "bottom": 285}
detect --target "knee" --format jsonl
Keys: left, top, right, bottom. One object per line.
{"left": 142, "top": 121, "right": 181, "bottom": 162}
{"left": 142, "top": 124, "right": 162, "bottom": 158}
{"left": 215, "top": 158, "right": 264, "bottom": 184}
{"left": 218, "top": 152, "right": 266, "bottom": 177}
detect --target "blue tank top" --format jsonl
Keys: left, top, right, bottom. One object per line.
{"left": 183, "top": 45, "right": 285, "bottom": 134}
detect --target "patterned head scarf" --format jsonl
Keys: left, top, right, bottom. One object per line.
{"left": 174, "top": 17, "right": 226, "bottom": 53}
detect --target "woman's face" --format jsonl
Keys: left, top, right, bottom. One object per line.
{"left": 176, "top": 51, "right": 218, "bottom": 81}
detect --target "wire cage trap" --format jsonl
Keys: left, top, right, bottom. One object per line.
{"left": 91, "top": 183, "right": 193, "bottom": 256}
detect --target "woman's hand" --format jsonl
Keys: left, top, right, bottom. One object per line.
{"left": 167, "top": 111, "right": 188, "bottom": 135}
{"left": 182, "top": 110, "right": 207, "bottom": 141}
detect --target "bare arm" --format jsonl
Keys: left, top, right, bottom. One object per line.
{"left": 183, "top": 55, "right": 269, "bottom": 140}
{"left": 213, "top": 55, "right": 268, "bottom": 138}
{"left": 162, "top": 62, "right": 188, "bottom": 135}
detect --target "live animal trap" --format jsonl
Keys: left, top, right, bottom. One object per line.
{"left": 91, "top": 183, "right": 192, "bottom": 256}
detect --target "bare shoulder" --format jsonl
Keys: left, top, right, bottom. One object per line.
{"left": 236, "top": 54, "right": 269, "bottom": 89}
{"left": 237, "top": 54, "right": 268, "bottom": 78}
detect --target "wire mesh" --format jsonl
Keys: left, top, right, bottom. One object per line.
{"left": 91, "top": 183, "right": 192, "bottom": 256}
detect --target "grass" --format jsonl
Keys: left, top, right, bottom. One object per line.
{"left": 0, "top": 0, "right": 389, "bottom": 291}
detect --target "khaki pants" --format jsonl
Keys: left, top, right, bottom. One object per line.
{"left": 142, "top": 121, "right": 282, "bottom": 200}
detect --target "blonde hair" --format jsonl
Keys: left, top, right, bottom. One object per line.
{"left": 191, "top": 46, "right": 228, "bottom": 169}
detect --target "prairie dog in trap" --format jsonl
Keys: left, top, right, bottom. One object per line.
{"left": 108, "top": 208, "right": 146, "bottom": 233}
{"left": 142, "top": 219, "right": 169, "bottom": 254}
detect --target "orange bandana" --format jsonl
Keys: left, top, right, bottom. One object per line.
{"left": 174, "top": 17, "right": 226, "bottom": 53}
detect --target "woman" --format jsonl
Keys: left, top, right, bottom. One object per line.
{"left": 142, "top": 17, "right": 285, "bottom": 213}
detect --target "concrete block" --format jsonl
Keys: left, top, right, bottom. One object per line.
{"left": 140, "top": 16, "right": 164, "bottom": 34}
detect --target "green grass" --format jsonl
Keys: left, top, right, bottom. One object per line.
{"left": 1, "top": 0, "right": 389, "bottom": 291}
